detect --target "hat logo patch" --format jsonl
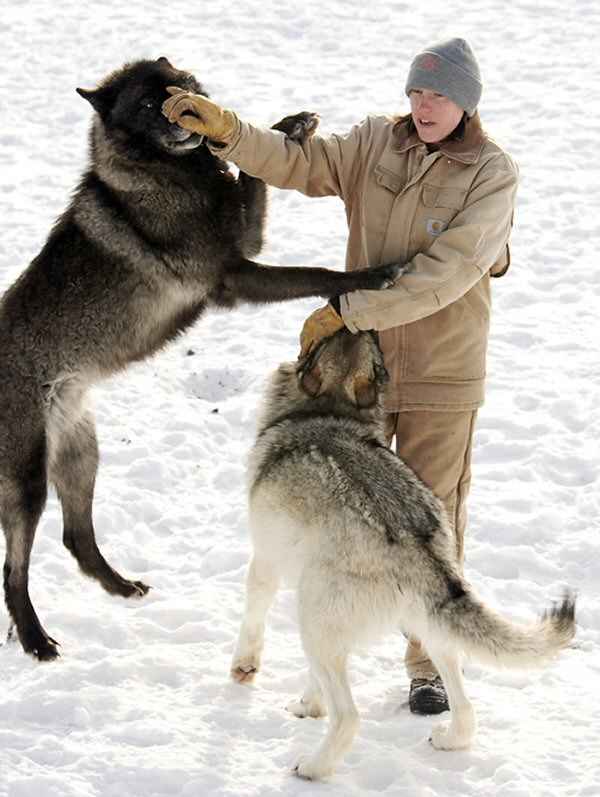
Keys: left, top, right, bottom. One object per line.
{"left": 417, "top": 54, "right": 440, "bottom": 71}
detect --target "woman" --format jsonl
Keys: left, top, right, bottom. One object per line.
{"left": 163, "top": 38, "right": 519, "bottom": 715}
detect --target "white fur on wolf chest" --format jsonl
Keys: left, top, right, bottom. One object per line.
{"left": 140, "top": 278, "right": 205, "bottom": 332}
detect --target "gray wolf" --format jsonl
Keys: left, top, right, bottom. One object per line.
{"left": 231, "top": 329, "right": 576, "bottom": 780}
{"left": 0, "top": 58, "right": 401, "bottom": 661}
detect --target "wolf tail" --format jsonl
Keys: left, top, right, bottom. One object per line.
{"left": 433, "top": 588, "right": 576, "bottom": 669}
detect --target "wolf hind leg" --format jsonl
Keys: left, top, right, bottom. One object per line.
{"left": 50, "top": 412, "right": 149, "bottom": 598}
{"left": 231, "top": 554, "right": 280, "bottom": 682}
{"left": 426, "top": 644, "right": 476, "bottom": 750}
{"left": 292, "top": 569, "right": 360, "bottom": 780}
{"left": 2, "top": 445, "right": 59, "bottom": 660}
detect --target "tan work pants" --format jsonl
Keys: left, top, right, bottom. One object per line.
{"left": 385, "top": 409, "right": 477, "bottom": 680}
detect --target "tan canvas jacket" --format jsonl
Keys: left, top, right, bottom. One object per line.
{"left": 211, "top": 113, "right": 519, "bottom": 410}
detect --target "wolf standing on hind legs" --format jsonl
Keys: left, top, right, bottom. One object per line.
{"left": 164, "top": 37, "right": 519, "bottom": 714}
{"left": 0, "top": 57, "right": 402, "bottom": 662}
{"left": 231, "top": 329, "right": 576, "bottom": 780}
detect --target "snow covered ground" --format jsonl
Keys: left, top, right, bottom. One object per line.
{"left": 1, "top": 1, "right": 599, "bottom": 795}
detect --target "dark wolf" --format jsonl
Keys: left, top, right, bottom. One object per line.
{"left": 232, "top": 329, "right": 576, "bottom": 779}
{"left": 0, "top": 57, "right": 402, "bottom": 661}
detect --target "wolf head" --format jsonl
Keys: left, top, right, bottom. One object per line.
{"left": 297, "top": 329, "right": 389, "bottom": 410}
{"left": 258, "top": 330, "right": 389, "bottom": 436}
{"left": 77, "top": 57, "right": 207, "bottom": 157}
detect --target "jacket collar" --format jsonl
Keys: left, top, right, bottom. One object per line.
{"left": 392, "top": 112, "right": 487, "bottom": 164}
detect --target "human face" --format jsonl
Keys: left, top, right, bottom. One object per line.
{"left": 409, "top": 89, "right": 464, "bottom": 144}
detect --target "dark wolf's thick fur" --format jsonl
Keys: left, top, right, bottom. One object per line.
{"left": 0, "top": 57, "right": 401, "bottom": 661}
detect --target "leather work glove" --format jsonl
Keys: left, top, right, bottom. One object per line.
{"left": 162, "top": 88, "right": 239, "bottom": 142}
{"left": 299, "top": 301, "right": 346, "bottom": 358}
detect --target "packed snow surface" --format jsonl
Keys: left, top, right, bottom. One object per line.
{"left": 1, "top": 1, "right": 598, "bottom": 795}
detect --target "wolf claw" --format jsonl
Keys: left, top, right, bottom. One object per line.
{"left": 378, "top": 261, "right": 410, "bottom": 287}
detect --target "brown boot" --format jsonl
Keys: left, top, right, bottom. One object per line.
{"left": 409, "top": 675, "right": 449, "bottom": 715}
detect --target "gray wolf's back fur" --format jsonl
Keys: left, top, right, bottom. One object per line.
{"left": 250, "top": 350, "right": 575, "bottom": 666}
{"left": 234, "top": 329, "right": 576, "bottom": 778}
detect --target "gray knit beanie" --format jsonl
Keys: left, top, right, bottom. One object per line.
{"left": 405, "top": 38, "right": 482, "bottom": 117}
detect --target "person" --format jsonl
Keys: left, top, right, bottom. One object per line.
{"left": 163, "top": 38, "right": 519, "bottom": 715}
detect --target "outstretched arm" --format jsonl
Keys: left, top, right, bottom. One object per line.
{"left": 339, "top": 156, "right": 519, "bottom": 331}
{"left": 162, "top": 89, "right": 369, "bottom": 200}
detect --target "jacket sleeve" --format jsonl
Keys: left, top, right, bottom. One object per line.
{"left": 340, "top": 154, "right": 519, "bottom": 332}
{"left": 208, "top": 118, "right": 371, "bottom": 200}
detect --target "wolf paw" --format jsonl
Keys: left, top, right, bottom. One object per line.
{"left": 113, "top": 577, "right": 150, "bottom": 598}
{"left": 372, "top": 261, "right": 410, "bottom": 288}
{"left": 286, "top": 696, "right": 327, "bottom": 719}
{"left": 231, "top": 664, "right": 258, "bottom": 683}
{"left": 429, "top": 720, "right": 473, "bottom": 751}
{"left": 34, "top": 640, "right": 61, "bottom": 662}
{"left": 230, "top": 651, "right": 261, "bottom": 683}
{"left": 130, "top": 580, "right": 150, "bottom": 597}
{"left": 23, "top": 630, "right": 61, "bottom": 662}
{"left": 293, "top": 753, "right": 333, "bottom": 781}
{"left": 271, "top": 111, "right": 320, "bottom": 142}
{"left": 355, "top": 261, "right": 409, "bottom": 291}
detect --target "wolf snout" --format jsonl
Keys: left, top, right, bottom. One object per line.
{"left": 169, "top": 125, "right": 193, "bottom": 142}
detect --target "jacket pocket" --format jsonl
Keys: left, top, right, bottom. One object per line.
{"left": 402, "top": 287, "right": 490, "bottom": 383}
{"left": 413, "top": 184, "right": 465, "bottom": 253}
{"left": 422, "top": 184, "right": 467, "bottom": 209}
{"left": 374, "top": 164, "right": 404, "bottom": 193}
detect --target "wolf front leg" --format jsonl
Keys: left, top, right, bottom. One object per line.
{"left": 231, "top": 555, "right": 280, "bottom": 683}
{"left": 237, "top": 172, "right": 267, "bottom": 258}
{"left": 286, "top": 667, "right": 327, "bottom": 719}
{"left": 270, "top": 110, "right": 320, "bottom": 142}
{"left": 236, "top": 111, "right": 320, "bottom": 258}
{"left": 212, "top": 257, "right": 405, "bottom": 307}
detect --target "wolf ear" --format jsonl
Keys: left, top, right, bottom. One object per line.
{"left": 374, "top": 362, "right": 389, "bottom": 384}
{"left": 76, "top": 87, "right": 109, "bottom": 114}
{"left": 156, "top": 56, "right": 174, "bottom": 68}
{"left": 353, "top": 375, "right": 377, "bottom": 408}
{"left": 299, "top": 363, "right": 322, "bottom": 397}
